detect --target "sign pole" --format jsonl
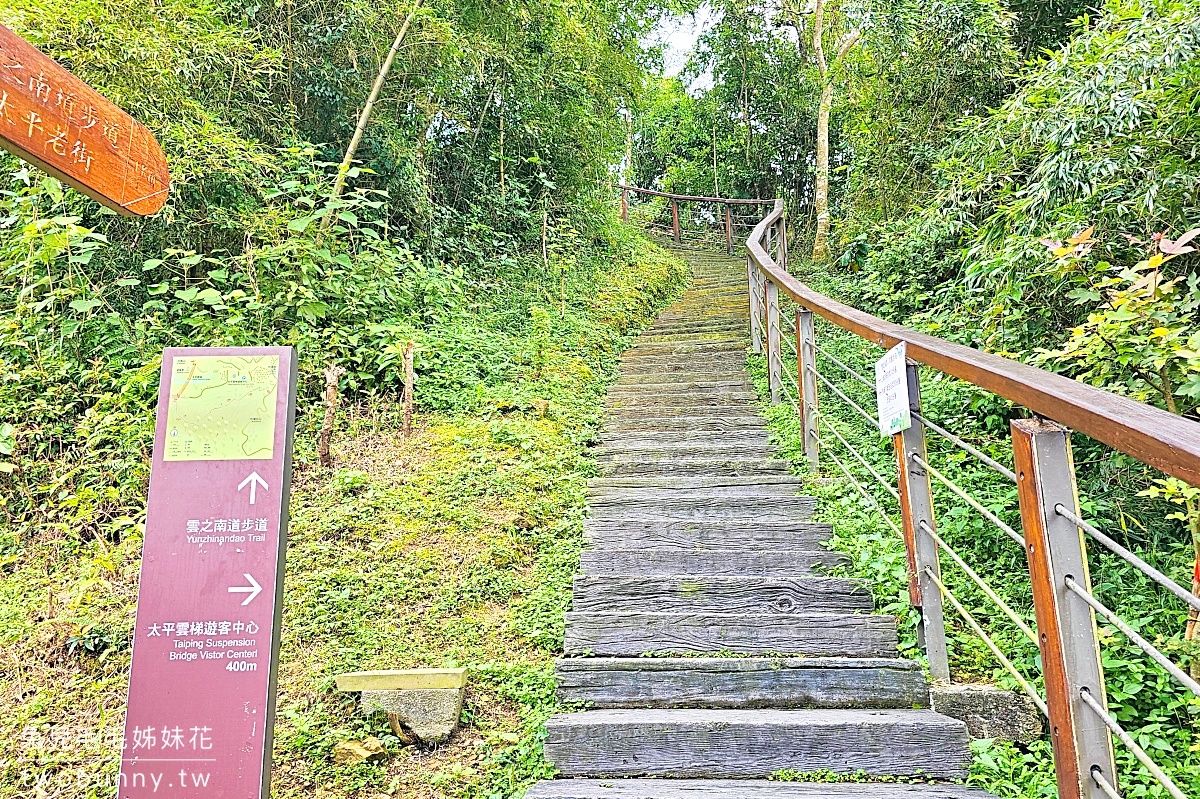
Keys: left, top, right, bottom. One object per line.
{"left": 119, "top": 347, "right": 296, "bottom": 798}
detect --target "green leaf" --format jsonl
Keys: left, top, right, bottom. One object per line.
{"left": 68, "top": 298, "right": 103, "bottom": 313}
{"left": 288, "top": 215, "right": 320, "bottom": 233}
{"left": 115, "top": 278, "right": 141, "bottom": 287}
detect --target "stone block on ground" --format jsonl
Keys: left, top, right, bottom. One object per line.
{"left": 332, "top": 736, "right": 388, "bottom": 765}
{"left": 361, "top": 687, "right": 464, "bottom": 745}
{"left": 930, "top": 683, "right": 1042, "bottom": 743}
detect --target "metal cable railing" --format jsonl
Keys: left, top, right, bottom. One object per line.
{"left": 911, "top": 453, "right": 1024, "bottom": 547}
{"left": 1079, "top": 687, "right": 1189, "bottom": 799}
{"left": 926, "top": 567, "right": 1049, "bottom": 717}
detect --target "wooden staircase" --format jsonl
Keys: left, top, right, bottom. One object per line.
{"left": 526, "top": 249, "right": 996, "bottom": 799}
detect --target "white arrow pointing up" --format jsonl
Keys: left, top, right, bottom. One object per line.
{"left": 228, "top": 573, "right": 262, "bottom": 606}
{"left": 237, "top": 471, "right": 268, "bottom": 505}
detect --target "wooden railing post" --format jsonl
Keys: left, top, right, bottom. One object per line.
{"left": 724, "top": 203, "right": 733, "bottom": 255}
{"left": 620, "top": 188, "right": 628, "bottom": 221}
{"left": 671, "top": 200, "right": 680, "bottom": 243}
{"left": 894, "top": 362, "right": 950, "bottom": 682}
{"left": 1012, "top": 419, "right": 1116, "bottom": 799}
{"left": 796, "top": 309, "right": 819, "bottom": 471}
{"left": 748, "top": 257, "right": 763, "bottom": 354}
{"left": 766, "top": 279, "right": 781, "bottom": 404}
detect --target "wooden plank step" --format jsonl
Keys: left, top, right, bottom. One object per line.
{"left": 579, "top": 549, "right": 844, "bottom": 577}
{"left": 525, "top": 779, "right": 997, "bottom": 798}
{"left": 571, "top": 576, "right": 870, "bottom": 613}
{"left": 623, "top": 341, "right": 745, "bottom": 356}
{"left": 590, "top": 441, "right": 768, "bottom": 460}
{"left": 598, "top": 460, "right": 791, "bottom": 477}
{"left": 563, "top": 612, "right": 895, "bottom": 657}
{"left": 594, "top": 432, "right": 771, "bottom": 449}
{"left": 616, "top": 352, "right": 747, "bottom": 367}
{"left": 588, "top": 476, "right": 806, "bottom": 490}
{"left": 542, "top": 708, "right": 969, "bottom": 778}
{"left": 604, "top": 394, "right": 761, "bottom": 409}
{"left": 583, "top": 524, "right": 831, "bottom": 550}
{"left": 600, "top": 422, "right": 769, "bottom": 437}
{"left": 607, "top": 380, "right": 754, "bottom": 394}
{"left": 555, "top": 657, "right": 927, "bottom": 709}
{"left": 587, "top": 480, "right": 803, "bottom": 498}
{"left": 583, "top": 517, "right": 829, "bottom": 542}
{"left": 586, "top": 496, "right": 817, "bottom": 522}
{"left": 639, "top": 331, "right": 749, "bottom": 344}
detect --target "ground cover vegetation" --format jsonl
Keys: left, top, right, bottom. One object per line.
{"left": 632, "top": 0, "right": 1199, "bottom": 795}
{"left": 0, "top": 0, "right": 692, "bottom": 796}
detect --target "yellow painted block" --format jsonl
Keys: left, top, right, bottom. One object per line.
{"left": 334, "top": 668, "right": 468, "bottom": 692}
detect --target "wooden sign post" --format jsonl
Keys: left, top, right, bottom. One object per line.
{"left": 0, "top": 25, "right": 169, "bottom": 215}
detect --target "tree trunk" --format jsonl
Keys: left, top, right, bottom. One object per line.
{"left": 318, "top": 365, "right": 345, "bottom": 468}
{"left": 812, "top": 80, "right": 833, "bottom": 262}
{"left": 327, "top": 0, "right": 423, "bottom": 209}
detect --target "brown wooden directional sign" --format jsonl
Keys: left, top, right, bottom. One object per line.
{"left": 0, "top": 25, "right": 169, "bottom": 216}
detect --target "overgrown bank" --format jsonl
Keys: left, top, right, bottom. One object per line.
{"left": 0, "top": 205, "right": 688, "bottom": 798}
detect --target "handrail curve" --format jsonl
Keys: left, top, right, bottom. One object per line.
{"left": 748, "top": 199, "right": 1200, "bottom": 488}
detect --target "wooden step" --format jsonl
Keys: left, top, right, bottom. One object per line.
{"left": 555, "top": 657, "right": 927, "bottom": 709}
{"left": 525, "top": 779, "right": 997, "bottom": 798}
{"left": 542, "top": 708, "right": 969, "bottom": 778}
{"left": 594, "top": 444, "right": 775, "bottom": 461}
{"left": 598, "top": 458, "right": 790, "bottom": 477}
{"left": 586, "top": 495, "right": 816, "bottom": 521}
{"left": 601, "top": 416, "right": 768, "bottom": 433}
{"left": 578, "top": 549, "right": 844, "bottom": 576}
{"left": 605, "top": 394, "right": 761, "bottom": 410}
{"left": 571, "top": 576, "right": 871, "bottom": 613}
{"left": 583, "top": 524, "right": 831, "bottom": 550}
{"left": 563, "top": 612, "right": 896, "bottom": 656}
{"left": 607, "top": 381, "right": 754, "bottom": 395}
{"left": 593, "top": 432, "right": 771, "bottom": 450}
{"left": 588, "top": 476, "right": 807, "bottom": 491}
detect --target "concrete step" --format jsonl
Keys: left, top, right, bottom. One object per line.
{"left": 579, "top": 549, "right": 844, "bottom": 576}
{"left": 525, "top": 779, "right": 997, "bottom": 798}
{"left": 555, "top": 657, "right": 928, "bottom": 709}
{"left": 542, "top": 708, "right": 969, "bottom": 778}
{"left": 563, "top": 611, "right": 896, "bottom": 657}
{"left": 571, "top": 576, "right": 871, "bottom": 614}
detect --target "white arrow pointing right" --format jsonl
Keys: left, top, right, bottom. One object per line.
{"left": 228, "top": 573, "right": 263, "bottom": 606}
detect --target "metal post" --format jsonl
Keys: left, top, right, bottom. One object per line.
{"left": 797, "top": 309, "right": 819, "bottom": 471}
{"left": 747, "top": 257, "right": 763, "bottom": 354}
{"left": 777, "top": 217, "right": 788, "bottom": 271}
{"left": 671, "top": 200, "right": 680, "bottom": 243}
{"left": 724, "top": 204, "right": 733, "bottom": 255}
{"left": 1012, "top": 419, "right": 1116, "bottom": 799}
{"left": 620, "top": 188, "right": 628, "bottom": 222}
{"left": 893, "top": 363, "right": 950, "bottom": 682}
{"left": 766, "top": 279, "right": 781, "bottom": 404}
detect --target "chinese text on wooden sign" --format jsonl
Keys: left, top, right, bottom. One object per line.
{"left": 0, "top": 25, "right": 169, "bottom": 216}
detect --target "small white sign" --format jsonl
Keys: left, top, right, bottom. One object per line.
{"left": 875, "top": 343, "right": 912, "bottom": 437}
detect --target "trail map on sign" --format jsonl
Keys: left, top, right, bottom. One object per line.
{"left": 164, "top": 355, "right": 279, "bottom": 461}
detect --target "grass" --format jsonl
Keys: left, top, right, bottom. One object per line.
{"left": 0, "top": 236, "right": 689, "bottom": 799}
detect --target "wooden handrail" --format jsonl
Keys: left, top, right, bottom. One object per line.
{"left": 747, "top": 200, "right": 1200, "bottom": 488}
{"left": 620, "top": 185, "right": 776, "bottom": 206}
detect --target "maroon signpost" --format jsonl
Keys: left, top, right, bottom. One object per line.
{"left": 119, "top": 347, "right": 297, "bottom": 798}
